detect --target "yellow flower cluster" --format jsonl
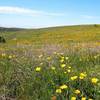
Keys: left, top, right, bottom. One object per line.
{"left": 81, "top": 97, "right": 86, "bottom": 100}
{"left": 71, "top": 97, "right": 76, "bottom": 100}
{"left": 71, "top": 76, "right": 78, "bottom": 80}
{"left": 74, "top": 89, "right": 80, "bottom": 94}
{"left": 61, "top": 64, "right": 66, "bottom": 68}
{"left": 79, "top": 72, "right": 87, "bottom": 79}
{"left": 60, "top": 56, "right": 65, "bottom": 63}
{"left": 56, "top": 89, "right": 62, "bottom": 93}
{"left": 1, "top": 53, "right": 16, "bottom": 59}
{"left": 91, "top": 77, "right": 98, "bottom": 84}
{"left": 35, "top": 67, "right": 41, "bottom": 72}
{"left": 56, "top": 84, "right": 68, "bottom": 94}
{"left": 60, "top": 84, "right": 68, "bottom": 89}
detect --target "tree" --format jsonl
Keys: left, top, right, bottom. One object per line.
{"left": 0, "top": 36, "right": 6, "bottom": 43}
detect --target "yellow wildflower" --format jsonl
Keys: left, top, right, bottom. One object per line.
{"left": 60, "top": 59, "right": 64, "bottom": 63}
{"left": 53, "top": 52, "right": 57, "bottom": 55}
{"left": 79, "top": 72, "right": 87, "bottom": 80}
{"left": 56, "top": 89, "right": 62, "bottom": 93}
{"left": 65, "top": 57, "right": 69, "bottom": 60}
{"left": 81, "top": 97, "right": 86, "bottom": 100}
{"left": 51, "top": 67, "right": 56, "bottom": 70}
{"left": 47, "top": 56, "right": 51, "bottom": 60}
{"left": 91, "top": 77, "right": 98, "bottom": 84}
{"left": 79, "top": 76, "right": 84, "bottom": 79}
{"left": 71, "top": 76, "right": 78, "bottom": 80}
{"left": 68, "top": 66, "right": 71, "bottom": 69}
{"left": 35, "top": 67, "right": 41, "bottom": 72}
{"left": 80, "top": 58, "right": 82, "bottom": 61}
{"left": 67, "top": 69, "right": 71, "bottom": 73}
{"left": 64, "top": 72, "right": 67, "bottom": 74}
{"left": 2, "top": 53, "right": 6, "bottom": 57}
{"left": 8, "top": 55, "right": 12, "bottom": 59}
{"left": 60, "top": 84, "right": 68, "bottom": 89}
{"left": 12, "top": 55, "right": 16, "bottom": 58}
{"left": 74, "top": 89, "right": 80, "bottom": 94}
{"left": 88, "top": 99, "right": 93, "bottom": 100}
{"left": 71, "top": 96, "right": 76, "bottom": 100}
{"left": 40, "top": 62, "right": 43, "bottom": 65}
{"left": 61, "top": 64, "right": 66, "bottom": 68}
{"left": 39, "top": 54, "right": 43, "bottom": 58}
{"left": 61, "top": 56, "right": 64, "bottom": 59}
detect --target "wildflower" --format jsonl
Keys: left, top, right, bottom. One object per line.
{"left": 47, "top": 56, "right": 51, "bottom": 60}
{"left": 61, "top": 64, "right": 66, "bottom": 68}
{"left": 53, "top": 52, "right": 57, "bottom": 55}
{"left": 39, "top": 54, "right": 43, "bottom": 58}
{"left": 2, "top": 53, "right": 6, "bottom": 57}
{"left": 64, "top": 71, "right": 67, "bottom": 74}
{"left": 60, "top": 56, "right": 65, "bottom": 63}
{"left": 81, "top": 97, "right": 86, "bottom": 100}
{"left": 40, "top": 62, "right": 43, "bottom": 65}
{"left": 71, "top": 96, "right": 76, "bottom": 100}
{"left": 60, "top": 59, "right": 64, "bottom": 63}
{"left": 61, "top": 56, "right": 64, "bottom": 59}
{"left": 35, "top": 67, "right": 41, "bottom": 72}
{"left": 65, "top": 57, "right": 69, "bottom": 60}
{"left": 12, "top": 55, "right": 16, "bottom": 58}
{"left": 60, "top": 84, "right": 68, "bottom": 89}
{"left": 56, "top": 89, "right": 62, "bottom": 93}
{"left": 51, "top": 67, "right": 56, "bottom": 70}
{"left": 67, "top": 69, "right": 71, "bottom": 73}
{"left": 79, "top": 76, "right": 84, "bottom": 79}
{"left": 68, "top": 66, "right": 71, "bottom": 69}
{"left": 79, "top": 72, "right": 87, "bottom": 80}
{"left": 91, "top": 77, "right": 98, "bottom": 84}
{"left": 8, "top": 55, "right": 12, "bottom": 59}
{"left": 71, "top": 76, "right": 78, "bottom": 80}
{"left": 88, "top": 99, "right": 93, "bottom": 100}
{"left": 79, "top": 58, "right": 82, "bottom": 61}
{"left": 74, "top": 89, "right": 80, "bottom": 94}
{"left": 94, "top": 55, "right": 98, "bottom": 59}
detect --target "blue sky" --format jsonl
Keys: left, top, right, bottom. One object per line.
{"left": 0, "top": 0, "right": 100, "bottom": 28}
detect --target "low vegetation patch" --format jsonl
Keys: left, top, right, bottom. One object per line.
{"left": 0, "top": 49, "right": 100, "bottom": 100}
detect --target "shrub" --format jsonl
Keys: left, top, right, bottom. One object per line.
{"left": 0, "top": 36, "right": 6, "bottom": 43}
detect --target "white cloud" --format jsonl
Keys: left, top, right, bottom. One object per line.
{"left": 81, "top": 15, "right": 100, "bottom": 19}
{"left": 0, "top": 6, "right": 66, "bottom": 16}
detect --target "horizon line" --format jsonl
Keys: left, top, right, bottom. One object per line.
{"left": 0, "top": 24, "right": 100, "bottom": 29}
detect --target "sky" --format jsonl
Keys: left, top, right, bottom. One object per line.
{"left": 0, "top": 0, "right": 100, "bottom": 28}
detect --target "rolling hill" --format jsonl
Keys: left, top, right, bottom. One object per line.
{"left": 0, "top": 24, "right": 100, "bottom": 48}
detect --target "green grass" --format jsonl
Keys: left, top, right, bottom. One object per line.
{"left": 0, "top": 24, "right": 100, "bottom": 100}
{"left": 0, "top": 51, "right": 100, "bottom": 100}
{"left": 1, "top": 24, "right": 100, "bottom": 45}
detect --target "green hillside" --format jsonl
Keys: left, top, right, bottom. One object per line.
{"left": 1, "top": 25, "right": 100, "bottom": 42}
{"left": 0, "top": 24, "right": 100, "bottom": 51}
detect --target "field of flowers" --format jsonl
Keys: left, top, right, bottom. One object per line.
{"left": 0, "top": 45, "right": 100, "bottom": 100}
{"left": 0, "top": 25, "right": 100, "bottom": 100}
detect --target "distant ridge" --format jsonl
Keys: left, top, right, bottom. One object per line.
{"left": 0, "top": 27, "right": 25, "bottom": 32}
{"left": 0, "top": 24, "right": 100, "bottom": 31}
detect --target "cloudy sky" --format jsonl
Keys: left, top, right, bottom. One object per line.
{"left": 0, "top": 0, "right": 100, "bottom": 28}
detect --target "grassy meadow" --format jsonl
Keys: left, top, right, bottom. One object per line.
{"left": 0, "top": 25, "right": 100, "bottom": 100}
